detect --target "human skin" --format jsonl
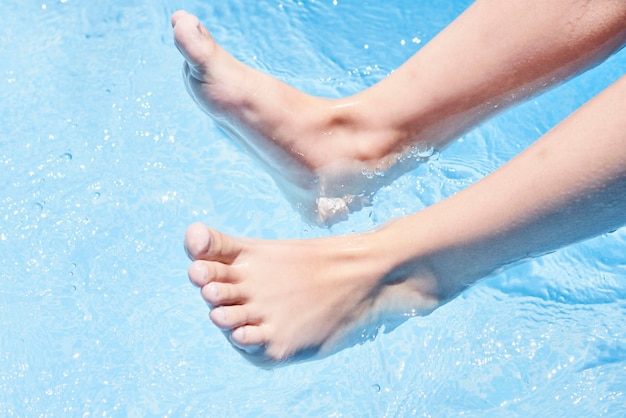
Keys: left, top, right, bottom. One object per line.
{"left": 174, "top": 1, "right": 626, "bottom": 366}
{"left": 184, "top": 75, "right": 626, "bottom": 366}
{"left": 173, "top": 1, "right": 626, "bottom": 223}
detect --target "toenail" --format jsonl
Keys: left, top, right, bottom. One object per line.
{"left": 207, "top": 282, "right": 219, "bottom": 298}
{"left": 213, "top": 307, "right": 226, "bottom": 322}
{"left": 194, "top": 262, "right": 207, "bottom": 277}
{"left": 186, "top": 223, "right": 210, "bottom": 258}
{"left": 232, "top": 327, "right": 244, "bottom": 341}
{"left": 189, "top": 262, "right": 208, "bottom": 285}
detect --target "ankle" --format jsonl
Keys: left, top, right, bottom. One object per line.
{"left": 320, "top": 98, "right": 409, "bottom": 166}
{"left": 377, "top": 211, "right": 493, "bottom": 302}
{"left": 374, "top": 216, "right": 456, "bottom": 303}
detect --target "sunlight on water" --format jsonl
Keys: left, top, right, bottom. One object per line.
{"left": 1, "top": 0, "right": 625, "bottom": 416}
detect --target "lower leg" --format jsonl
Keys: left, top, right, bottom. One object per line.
{"left": 172, "top": 3, "right": 626, "bottom": 222}
{"left": 185, "top": 75, "right": 626, "bottom": 367}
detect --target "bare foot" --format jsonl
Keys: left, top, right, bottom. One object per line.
{"left": 184, "top": 222, "right": 441, "bottom": 367}
{"left": 171, "top": 11, "right": 431, "bottom": 224}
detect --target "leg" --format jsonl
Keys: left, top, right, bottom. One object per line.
{"left": 185, "top": 75, "right": 626, "bottom": 367}
{"left": 172, "top": 2, "right": 626, "bottom": 223}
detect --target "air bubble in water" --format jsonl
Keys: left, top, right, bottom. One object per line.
{"left": 409, "top": 144, "right": 435, "bottom": 159}
{"left": 416, "top": 145, "right": 434, "bottom": 158}
{"left": 361, "top": 169, "right": 374, "bottom": 179}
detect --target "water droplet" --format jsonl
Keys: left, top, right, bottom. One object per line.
{"left": 372, "top": 384, "right": 381, "bottom": 393}
{"left": 60, "top": 152, "right": 72, "bottom": 161}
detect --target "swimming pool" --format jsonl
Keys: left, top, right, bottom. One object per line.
{"left": 2, "top": 0, "right": 625, "bottom": 416}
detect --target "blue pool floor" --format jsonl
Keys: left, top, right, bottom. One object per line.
{"left": 1, "top": 0, "right": 625, "bottom": 416}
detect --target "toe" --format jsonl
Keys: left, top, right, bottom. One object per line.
{"left": 184, "top": 222, "right": 242, "bottom": 263}
{"left": 187, "top": 260, "right": 208, "bottom": 287}
{"left": 201, "top": 282, "right": 244, "bottom": 306}
{"left": 172, "top": 13, "right": 215, "bottom": 73}
{"left": 187, "top": 259, "right": 233, "bottom": 287}
{"left": 184, "top": 222, "right": 211, "bottom": 260}
{"left": 232, "top": 326, "right": 302, "bottom": 366}
{"left": 209, "top": 305, "right": 255, "bottom": 330}
{"left": 231, "top": 325, "right": 266, "bottom": 348}
{"left": 170, "top": 10, "right": 188, "bottom": 27}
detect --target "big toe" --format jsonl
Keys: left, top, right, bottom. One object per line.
{"left": 172, "top": 11, "right": 216, "bottom": 72}
{"left": 184, "top": 222, "right": 242, "bottom": 263}
{"left": 170, "top": 10, "right": 189, "bottom": 27}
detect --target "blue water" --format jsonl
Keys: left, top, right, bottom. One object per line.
{"left": 1, "top": 0, "right": 625, "bottom": 416}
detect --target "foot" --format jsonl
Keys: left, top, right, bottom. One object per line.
{"left": 171, "top": 11, "right": 431, "bottom": 224}
{"left": 184, "top": 221, "right": 441, "bottom": 367}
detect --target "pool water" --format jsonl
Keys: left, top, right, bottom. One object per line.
{"left": 1, "top": 0, "right": 625, "bottom": 416}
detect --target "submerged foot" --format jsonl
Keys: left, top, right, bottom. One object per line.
{"left": 184, "top": 222, "right": 441, "bottom": 367}
{"left": 171, "top": 11, "right": 432, "bottom": 224}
